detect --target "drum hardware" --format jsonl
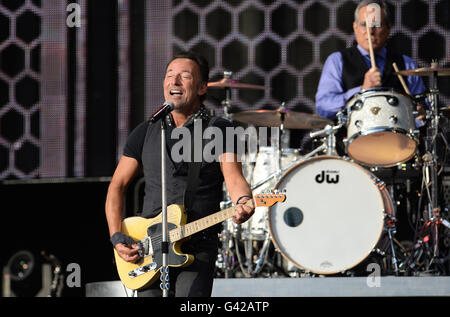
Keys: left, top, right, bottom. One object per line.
{"left": 309, "top": 112, "right": 346, "bottom": 156}
{"left": 395, "top": 66, "right": 450, "bottom": 77}
{"left": 343, "top": 87, "right": 418, "bottom": 167}
{"left": 380, "top": 181, "right": 401, "bottom": 275}
{"left": 278, "top": 102, "right": 287, "bottom": 170}
{"left": 252, "top": 230, "right": 271, "bottom": 275}
{"left": 214, "top": 71, "right": 232, "bottom": 118}
{"left": 208, "top": 71, "right": 266, "bottom": 118}
{"left": 309, "top": 125, "right": 340, "bottom": 156}
{"left": 208, "top": 71, "right": 266, "bottom": 91}
{"left": 217, "top": 111, "right": 338, "bottom": 278}
{"left": 420, "top": 61, "right": 442, "bottom": 261}
{"left": 233, "top": 231, "right": 253, "bottom": 278}
{"left": 440, "top": 106, "right": 450, "bottom": 119}
{"left": 230, "top": 109, "right": 333, "bottom": 130}
{"left": 384, "top": 213, "right": 400, "bottom": 275}
{"left": 374, "top": 179, "right": 386, "bottom": 190}
{"left": 393, "top": 61, "right": 450, "bottom": 275}
{"left": 372, "top": 248, "right": 386, "bottom": 257}
{"left": 216, "top": 61, "right": 450, "bottom": 277}
{"left": 217, "top": 225, "right": 236, "bottom": 279}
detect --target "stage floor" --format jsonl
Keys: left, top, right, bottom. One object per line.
{"left": 85, "top": 276, "right": 450, "bottom": 297}
{"left": 211, "top": 276, "right": 450, "bottom": 297}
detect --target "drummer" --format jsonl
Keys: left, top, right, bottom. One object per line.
{"left": 315, "top": 0, "right": 427, "bottom": 122}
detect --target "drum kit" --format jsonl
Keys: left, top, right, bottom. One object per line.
{"left": 211, "top": 64, "right": 450, "bottom": 279}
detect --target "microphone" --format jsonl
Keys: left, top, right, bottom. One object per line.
{"left": 149, "top": 101, "right": 174, "bottom": 123}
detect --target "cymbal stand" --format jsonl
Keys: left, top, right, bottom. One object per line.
{"left": 221, "top": 71, "right": 233, "bottom": 118}
{"left": 422, "top": 62, "right": 442, "bottom": 263}
{"left": 278, "top": 102, "right": 286, "bottom": 171}
{"left": 385, "top": 209, "right": 400, "bottom": 275}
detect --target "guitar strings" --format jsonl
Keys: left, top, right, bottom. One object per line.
{"left": 139, "top": 209, "right": 235, "bottom": 251}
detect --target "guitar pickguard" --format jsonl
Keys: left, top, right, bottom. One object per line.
{"left": 147, "top": 222, "right": 188, "bottom": 267}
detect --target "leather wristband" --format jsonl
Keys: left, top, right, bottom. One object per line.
{"left": 236, "top": 195, "right": 253, "bottom": 205}
{"left": 110, "top": 232, "right": 135, "bottom": 247}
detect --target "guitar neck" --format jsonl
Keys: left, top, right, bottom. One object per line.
{"left": 169, "top": 199, "right": 253, "bottom": 242}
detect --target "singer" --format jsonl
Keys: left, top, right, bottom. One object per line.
{"left": 105, "top": 50, "right": 254, "bottom": 297}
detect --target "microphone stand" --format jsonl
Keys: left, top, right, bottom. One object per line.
{"left": 160, "top": 116, "right": 170, "bottom": 297}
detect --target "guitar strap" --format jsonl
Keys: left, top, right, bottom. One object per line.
{"left": 183, "top": 115, "right": 219, "bottom": 214}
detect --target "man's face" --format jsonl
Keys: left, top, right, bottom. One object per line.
{"left": 353, "top": 5, "right": 391, "bottom": 53}
{"left": 163, "top": 58, "right": 207, "bottom": 111}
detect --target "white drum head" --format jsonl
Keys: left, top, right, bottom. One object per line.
{"left": 269, "top": 157, "right": 385, "bottom": 274}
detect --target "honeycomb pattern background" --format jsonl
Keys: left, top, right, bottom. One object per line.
{"left": 0, "top": 0, "right": 41, "bottom": 179}
{"left": 170, "top": 0, "right": 450, "bottom": 116}
{"left": 0, "top": 0, "right": 449, "bottom": 180}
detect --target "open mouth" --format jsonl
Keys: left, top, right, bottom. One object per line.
{"left": 169, "top": 89, "right": 183, "bottom": 96}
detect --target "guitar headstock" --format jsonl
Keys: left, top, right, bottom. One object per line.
{"left": 253, "top": 190, "right": 286, "bottom": 207}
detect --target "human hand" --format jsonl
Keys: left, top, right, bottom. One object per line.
{"left": 233, "top": 197, "right": 254, "bottom": 224}
{"left": 111, "top": 232, "right": 141, "bottom": 263}
{"left": 362, "top": 67, "right": 382, "bottom": 90}
{"left": 115, "top": 243, "right": 141, "bottom": 263}
{"left": 416, "top": 103, "right": 427, "bottom": 123}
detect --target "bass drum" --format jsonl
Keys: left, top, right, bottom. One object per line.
{"left": 268, "top": 156, "right": 394, "bottom": 275}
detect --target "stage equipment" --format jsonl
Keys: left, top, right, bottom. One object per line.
{"left": 343, "top": 87, "right": 419, "bottom": 167}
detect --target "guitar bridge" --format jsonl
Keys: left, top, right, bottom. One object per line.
{"left": 128, "top": 262, "right": 157, "bottom": 279}
{"left": 137, "top": 237, "right": 153, "bottom": 257}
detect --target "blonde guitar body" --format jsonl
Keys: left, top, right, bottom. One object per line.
{"left": 113, "top": 193, "right": 285, "bottom": 291}
{"left": 114, "top": 204, "right": 193, "bottom": 291}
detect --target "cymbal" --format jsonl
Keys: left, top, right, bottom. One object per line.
{"left": 230, "top": 109, "right": 333, "bottom": 129}
{"left": 396, "top": 67, "right": 450, "bottom": 77}
{"left": 207, "top": 77, "right": 266, "bottom": 90}
{"left": 440, "top": 106, "right": 450, "bottom": 118}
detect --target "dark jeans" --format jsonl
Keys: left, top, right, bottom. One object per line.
{"left": 137, "top": 234, "right": 218, "bottom": 297}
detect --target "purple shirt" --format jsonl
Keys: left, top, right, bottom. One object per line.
{"left": 315, "top": 45, "right": 426, "bottom": 120}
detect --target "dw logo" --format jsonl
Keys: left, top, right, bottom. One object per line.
{"left": 315, "top": 171, "right": 340, "bottom": 184}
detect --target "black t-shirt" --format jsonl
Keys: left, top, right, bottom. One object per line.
{"left": 124, "top": 114, "right": 237, "bottom": 170}
{"left": 123, "top": 108, "right": 238, "bottom": 230}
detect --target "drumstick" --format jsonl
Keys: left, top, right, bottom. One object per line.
{"left": 365, "top": 16, "right": 377, "bottom": 69}
{"left": 392, "top": 62, "right": 411, "bottom": 96}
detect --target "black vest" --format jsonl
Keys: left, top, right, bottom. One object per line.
{"left": 340, "top": 46, "right": 406, "bottom": 92}
{"left": 140, "top": 111, "right": 225, "bottom": 232}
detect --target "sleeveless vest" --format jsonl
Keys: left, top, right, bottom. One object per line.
{"left": 340, "top": 46, "right": 406, "bottom": 92}
{"left": 140, "top": 109, "right": 225, "bottom": 233}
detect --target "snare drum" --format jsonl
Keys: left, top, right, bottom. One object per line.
{"left": 345, "top": 88, "right": 417, "bottom": 167}
{"left": 268, "top": 156, "right": 394, "bottom": 274}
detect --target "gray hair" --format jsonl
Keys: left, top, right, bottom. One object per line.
{"left": 354, "top": 0, "right": 392, "bottom": 26}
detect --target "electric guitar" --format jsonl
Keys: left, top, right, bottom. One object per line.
{"left": 114, "top": 193, "right": 286, "bottom": 290}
